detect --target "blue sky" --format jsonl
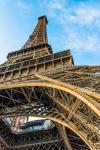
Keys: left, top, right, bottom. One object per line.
{"left": 0, "top": 0, "right": 100, "bottom": 65}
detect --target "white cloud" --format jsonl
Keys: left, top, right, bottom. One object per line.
{"left": 49, "top": 0, "right": 63, "bottom": 10}
{"left": 43, "top": 0, "right": 64, "bottom": 17}
{"left": 68, "top": 5, "right": 100, "bottom": 25}
{"left": 65, "top": 32, "right": 100, "bottom": 53}
{"left": 44, "top": 0, "right": 100, "bottom": 53}
{"left": 46, "top": 1, "right": 100, "bottom": 26}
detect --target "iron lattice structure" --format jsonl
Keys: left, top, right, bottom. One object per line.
{"left": 0, "top": 16, "right": 100, "bottom": 150}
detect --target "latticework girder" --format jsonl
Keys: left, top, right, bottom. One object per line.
{"left": 0, "top": 15, "right": 100, "bottom": 150}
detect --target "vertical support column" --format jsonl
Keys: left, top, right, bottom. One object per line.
{"left": 58, "top": 125, "right": 73, "bottom": 150}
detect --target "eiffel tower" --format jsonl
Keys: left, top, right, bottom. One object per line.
{"left": 0, "top": 16, "right": 100, "bottom": 150}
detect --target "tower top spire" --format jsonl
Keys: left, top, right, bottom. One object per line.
{"left": 22, "top": 15, "right": 48, "bottom": 49}
{"left": 38, "top": 15, "right": 48, "bottom": 24}
{"left": 7, "top": 16, "right": 52, "bottom": 61}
